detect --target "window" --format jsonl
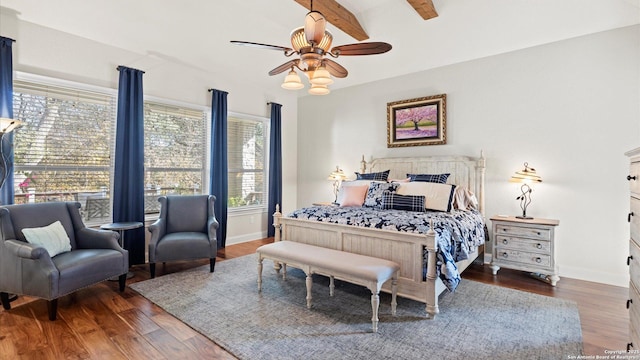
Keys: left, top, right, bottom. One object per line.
{"left": 12, "top": 78, "right": 116, "bottom": 223}
{"left": 227, "top": 113, "right": 268, "bottom": 210}
{"left": 143, "top": 101, "right": 207, "bottom": 213}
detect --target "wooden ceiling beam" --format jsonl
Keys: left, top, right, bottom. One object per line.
{"left": 293, "top": 0, "right": 369, "bottom": 41}
{"left": 406, "top": 0, "right": 438, "bottom": 20}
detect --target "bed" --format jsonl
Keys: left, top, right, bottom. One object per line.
{"left": 272, "top": 153, "right": 486, "bottom": 319}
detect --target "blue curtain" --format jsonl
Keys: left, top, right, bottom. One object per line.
{"left": 113, "top": 66, "right": 145, "bottom": 265}
{"left": 0, "top": 37, "right": 16, "bottom": 204}
{"left": 267, "top": 103, "right": 282, "bottom": 238}
{"left": 209, "top": 89, "right": 228, "bottom": 248}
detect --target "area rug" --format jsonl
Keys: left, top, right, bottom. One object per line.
{"left": 130, "top": 255, "right": 583, "bottom": 360}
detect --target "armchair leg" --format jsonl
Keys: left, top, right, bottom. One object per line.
{"left": 150, "top": 263, "right": 156, "bottom": 278}
{"left": 47, "top": 299, "right": 58, "bottom": 321}
{"left": 118, "top": 274, "right": 127, "bottom": 292}
{"left": 0, "top": 292, "right": 11, "bottom": 310}
{"left": 210, "top": 257, "right": 216, "bottom": 273}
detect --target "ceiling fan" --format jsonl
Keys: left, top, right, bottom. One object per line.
{"left": 230, "top": 1, "right": 392, "bottom": 95}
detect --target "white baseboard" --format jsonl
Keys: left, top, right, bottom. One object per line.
{"left": 481, "top": 254, "right": 628, "bottom": 288}
{"left": 225, "top": 231, "right": 268, "bottom": 246}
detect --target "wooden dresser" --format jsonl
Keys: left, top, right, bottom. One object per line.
{"left": 489, "top": 215, "right": 560, "bottom": 286}
{"left": 626, "top": 148, "right": 640, "bottom": 351}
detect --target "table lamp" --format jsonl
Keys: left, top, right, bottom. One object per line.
{"left": 510, "top": 162, "right": 542, "bottom": 219}
{"left": 327, "top": 166, "right": 347, "bottom": 204}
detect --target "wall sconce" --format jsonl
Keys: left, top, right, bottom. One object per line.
{"left": 509, "top": 162, "right": 542, "bottom": 219}
{"left": 327, "top": 166, "right": 347, "bottom": 204}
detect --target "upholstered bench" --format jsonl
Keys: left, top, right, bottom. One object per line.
{"left": 256, "top": 240, "right": 400, "bottom": 332}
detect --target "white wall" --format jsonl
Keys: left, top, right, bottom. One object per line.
{"left": 297, "top": 25, "right": 640, "bottom": 287}
{"left": 0, "top": 14, "right": 299, "bottom": 244}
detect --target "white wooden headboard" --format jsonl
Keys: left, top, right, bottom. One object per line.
{"left": 360, "top": 152, "right": 486, "bottom": 215}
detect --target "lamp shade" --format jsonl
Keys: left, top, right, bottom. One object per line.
{"left": 310, "top": 65, "right": 333, "bottom": 86}
{"left": 510, "top": 162, "right": 542, "bottom": 184}
{"left": 308, "top": 83, "right": 330, "bottom": 95}
{"left": 281, "top": 70, "right": 304, "bottom": 90}
{"left": 0, "top": 118, "right": 23, "bottom": 133}
{"left": 327, "top": 166, "right": 347, "bottom": 181}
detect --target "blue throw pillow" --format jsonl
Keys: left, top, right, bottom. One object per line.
{"left": 407, "top": 173, "right": 450, "bottom": 184}
{"left": 380, "top": 192, "right": 425, "bottom": 212}
{"left": 355, "top": 170, "right": 390, "bottom": 182}
{"left": 364, "top": 182, "right": 398, "bottom": 208}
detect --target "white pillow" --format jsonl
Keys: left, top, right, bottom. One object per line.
{"left": 22, "top": 221, "right": 72, "bottom": 257}
{"left": 396, "top": 182, "right": 457, "bottom": 212}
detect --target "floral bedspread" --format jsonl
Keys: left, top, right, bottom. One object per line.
{"left": 287, "top": 206, "right": 486, "bottom": 292}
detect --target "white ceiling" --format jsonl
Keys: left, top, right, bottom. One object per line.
{"left": 1, "top": 0, "right": 639, "bottom": 94}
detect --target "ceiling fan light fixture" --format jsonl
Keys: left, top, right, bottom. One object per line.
{"left": 304, "top": 10, "right": 327, "bottom": 45}
{"left": 308, "top": 83, "right": 330, "bottom": 95}
{"left": 290, "top": 27, "right": 333, "bottom": 52}
{"left": 281, "top": 69, "right": 304, "bottom": 90}
{"left": 310, "top": 65, "right": 333, "bottom": 85}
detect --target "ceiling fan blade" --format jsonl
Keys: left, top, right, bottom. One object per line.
{"left": 230, "top": 41, "right": 292, "bottom": 53}
{"left": 304, "top": 11, "right": 327, "bottom": 45}
{"left": 330, "top": 42, "right": 392, "bottom": 56}
{"left": 324, "top": 59, "right": 348, "bottom": 78}
{"left": 268, "top": 60, "right": 299, "bottom": 76}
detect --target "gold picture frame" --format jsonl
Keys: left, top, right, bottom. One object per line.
{"left": 387, "top": 94, "right": 446, "bottom": 147}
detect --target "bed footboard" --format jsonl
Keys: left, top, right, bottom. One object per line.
{"left": 273, "top": 206, "right": 441, "bottom": 319}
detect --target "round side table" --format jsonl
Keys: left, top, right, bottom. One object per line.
{"left": 101, "top": 221, "right": 143, "bottom": 279}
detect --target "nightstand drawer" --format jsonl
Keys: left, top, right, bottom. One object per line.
{"left": 494, "top": 249, "right": 551, "bottom": 267}
{"left": 496, "top": 235, "right": 550, "bottom": 254}
{"left": 495, "top": 224, "right": 551, "bottom": 241}
{"left": 631, "top": 239, "right": 640, "bottom": 286}
{"left": 630, "top": 161, "right": 640, "bottom": 195}
{"left": 632, "top": 197, "right": 640, "bottom": 242}
{"left": 630, "top": 283, "right": 640, "bottom": 337}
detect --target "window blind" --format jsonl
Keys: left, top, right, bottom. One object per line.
{"left": 227, "top": 115, "right": 267, "bottom": 208}
{"left": 12, "top": 80, "right": 116, "bottom": 214}
{"left": 143, "top": 101, "right": 207, "bottom": 199}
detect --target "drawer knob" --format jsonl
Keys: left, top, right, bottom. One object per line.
{"left": 535, "top": 257, "right": 542, "bottom": 263}
{"left": 628, "top": 299, "right": 633, "bottom": 309}
{"left": 536, "top": 243, "right": 543, "bottom": 249}
{"left": 503, "top": 239, "right": 508, "bottom": 245}
{"left": 630, "top": 212, "right": 635, "bottom": 223}
{"left": 628, "top": 175, "right": 637, "bottom": 181}
{"left": 501, "top": 252, "right": 508, "bottom": 258}
{"left": 537, "top": 232, "right": 541, "bottom": 235}
{"left": 629, "top": 255, "right": 634, "bottom": 266}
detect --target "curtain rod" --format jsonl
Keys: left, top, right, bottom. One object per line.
{"left": 116, "top": 65, "right": 145, "bottom": 73}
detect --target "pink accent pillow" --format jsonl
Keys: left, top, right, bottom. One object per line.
{"left": 339, "top": 185, "right": 369, "bottom": 207}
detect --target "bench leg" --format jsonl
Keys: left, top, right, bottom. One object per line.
{"left": 371, "top": 292, "right": 380, "bottom": 333}
{"left": 305, "top": 271, "right": 313, "bottom": 309}
{"left": 329, "top": 275, "right": 335, "bottom": 297}
{"left": 391, "top": 273, "right": 398, "bottom": 316}
{"left": 257, "top": 256, "right": 263, "bottom": 292}
{"left": 282, "top": 264, "right": 287, "bottom": 280}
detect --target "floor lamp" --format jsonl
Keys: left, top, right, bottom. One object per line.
{"left": 0, "top": 117, "right": 24, "bottom": 304}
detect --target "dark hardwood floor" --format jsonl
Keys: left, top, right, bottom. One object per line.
{"left": 0, "top": 238, "right": 629, "bottom": 359}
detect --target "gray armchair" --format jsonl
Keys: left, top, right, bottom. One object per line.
{"left": 0, "top": 202, "right": 129, "bottom": 320}
{"left": 148, "top": 195, "right": 218, "bottom": 278}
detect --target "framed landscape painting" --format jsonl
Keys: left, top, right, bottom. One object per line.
{"left": 387, "top": 94, "right": 446, "bottom": 147}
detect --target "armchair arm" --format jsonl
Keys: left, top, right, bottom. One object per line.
{"left": 5, "top": 239, "right": 49, "bottom": 260}
{"left": 75, "top": 228, "right": 123, "bottom": 252}
{"left": 207, "top": 216, "right": 219, "bottom": 243}
{"left": 148, "top": 218, "right": 166, "bottom": 263}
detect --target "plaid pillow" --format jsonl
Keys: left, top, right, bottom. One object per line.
{"left": 380, "top": 192, "right": 425, "bottom": 212}
{"left": 407, "top": 173, "right": 450, "bottom": 184}
{"left": 355, "top": 170, "right": 390, "bottom": 182}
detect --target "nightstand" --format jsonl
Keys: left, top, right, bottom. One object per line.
{"left": 312, "top": 202, "right": 336, "bottom": 206}
{"left": 489, "top": 215, "right": 560, "bottom": 286}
